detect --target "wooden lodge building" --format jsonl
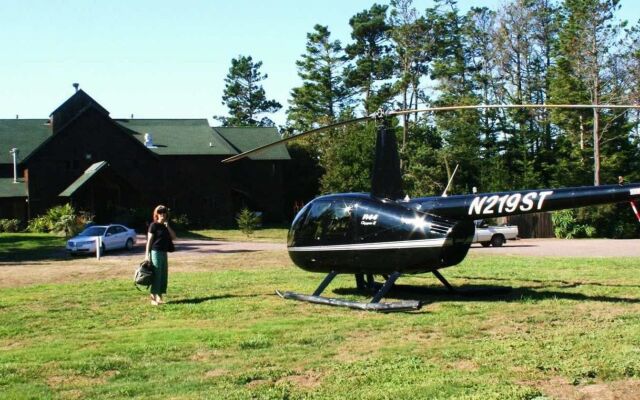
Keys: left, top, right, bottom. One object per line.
{"left": 0, "top": 90, "right": 290, "bottom": 227}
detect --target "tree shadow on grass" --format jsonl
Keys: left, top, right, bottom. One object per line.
{"left": 0, "top": 247, "right": 70, "bottom": 263}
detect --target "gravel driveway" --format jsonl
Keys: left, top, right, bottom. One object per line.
{"left": 469, "top": 238, "right": 640, "bottom": 257}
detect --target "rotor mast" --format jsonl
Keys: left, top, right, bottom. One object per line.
{"left": 370, "top": 111, "right": 403, "bottom": 200}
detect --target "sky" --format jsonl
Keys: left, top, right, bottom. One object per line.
{"left": 1, "top": 0, "right": 639, "bottom": 127}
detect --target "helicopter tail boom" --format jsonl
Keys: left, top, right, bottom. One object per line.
{"left": 416, "top": 183, "right": 640, "bottom": 220}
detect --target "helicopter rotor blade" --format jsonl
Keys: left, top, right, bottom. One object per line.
{"left": 387, "top": 103, "right": 640, "bottom": 117}
{"left": 222, "top": 116, "right": 372, "bottom": 163}
{"left": 222, "top": 103, "right": 640, "bottom": 163}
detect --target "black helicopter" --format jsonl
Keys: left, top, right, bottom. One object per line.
{"left": 224, "top": 105, "right": 640, "bottom": 311}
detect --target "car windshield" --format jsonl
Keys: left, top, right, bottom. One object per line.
{"left": 79, "top": 227, "right": 106, "bottom": 237}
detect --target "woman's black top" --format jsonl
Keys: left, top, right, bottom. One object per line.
{"left": 149, "top": 222, "right": 174, "bottom": 252}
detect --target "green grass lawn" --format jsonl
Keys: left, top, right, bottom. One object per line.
{"left": 0, "top": 233, "right": 67, "bottom": 262}
{"left": 1, "top": 248, "right": 640, "bottom": 399}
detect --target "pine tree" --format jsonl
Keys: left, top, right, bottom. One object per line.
{"left": 216, "top": 55, "right": 282, "bottom": 127}
{"left": 319, "top": 114, "right": 377, "bottom": 194}
{"left": 287, "top": 25, "right": 349, "bottom": 132}
{"left": 550, "top": 0, "right": 627, "bottom": 185}
{"left": 389, "top": 0, "right": 431, "bottom": 151}
{"left": 344, "top": 4, "right": 396, "bottom": 114}
{"left": 426, "top": 0, "right": 483, "bottom": 194}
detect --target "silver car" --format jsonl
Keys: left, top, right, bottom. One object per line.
{"left": 66, "top": 224, "right": 137, "bottom": 255}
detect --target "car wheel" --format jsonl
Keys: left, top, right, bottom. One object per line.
{"left": 480, "top": 242, "right": 491, "bottom": 247}
{"left": 490, "top": 235, "right": 505, "bottom": 247}
{"left": 125, "top": 238, "right": 134, "bottom": 251}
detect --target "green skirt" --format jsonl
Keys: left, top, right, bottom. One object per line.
{"left": 150, "top": 250, "right": 168, "bottom": 295}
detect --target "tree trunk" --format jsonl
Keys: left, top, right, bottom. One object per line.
{"left": 593, "top": 107, "right": 600, "bottom": 186}
{"left": 592, "top": 35, "right": 600, "bottom": 186}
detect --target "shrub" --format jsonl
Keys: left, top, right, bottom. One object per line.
{"left": 577, "top": 204, "right": 640, "bottom": 239}
{"left": 27, "top": 216, "right": 50, "bottom": 233}
{"left": 236, "top": 208, "right": 261, "bottom": 237}
{"left": 0, "top": 219, "right": 20, "bottom": 232}
{"left": 26, "top": 203, "right": 83, "bottom": 237}
{"left": 552, "top": 209, "right": 596, "bottom": 239}
{"left": 552, "top": 205, "right": 640, "bottom": 239}
{"left": 46, "top": 204, "right": 82, "bottom": 237}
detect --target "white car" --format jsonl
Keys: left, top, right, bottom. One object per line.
{"left": 473, "top": 220, "right": 518, "bottom": 247}
{"left": 66, "top": 224, "right": 137, "bottom": 255}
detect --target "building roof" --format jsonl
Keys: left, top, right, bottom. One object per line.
{"left": 0, "top": 119, "right": 51, "bottom": 164}
{"left": 214, "top": 127, "right": 290, "bottom": 160}
{"left": 0, "top": 178, "right": 27, "bottom": 198}
{"left": 0, "top": 91, "right": 290, "bottom": 163}
{"left": 50, "top": 90, "right": 109, "bottom": 133}
{"left": 116, "top": 119, "right": 238, "bottom": 156}
{"left": 59, "top": 161, "right": 108, "bottom": 197}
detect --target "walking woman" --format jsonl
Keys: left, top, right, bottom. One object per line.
{"left": 145, "top": 205, "right": 176, "bottom": 305}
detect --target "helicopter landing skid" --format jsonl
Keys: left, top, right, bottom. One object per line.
{"left": 276, "top": 270, "right": 421, "bottom": 312}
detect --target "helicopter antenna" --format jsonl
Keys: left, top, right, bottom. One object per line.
{"left": 442, "top": 163, "right": 459, "bottom": 197}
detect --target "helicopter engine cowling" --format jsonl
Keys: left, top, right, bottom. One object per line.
{"left": 287, "top": 193, "right": 475, "bottom": 275}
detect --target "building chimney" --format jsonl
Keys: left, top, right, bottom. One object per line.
{"left": 73, "top": 83, "right": 79, "bottom": 92}
{"left": 9, "top": 148, "right": 19, "bottom": 183}
{"left": 144, "top": 133, "right": 156, "bottom": 148}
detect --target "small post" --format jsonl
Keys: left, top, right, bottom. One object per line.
{"left": 96, "top": 236, "right": 102, "bottom": 260}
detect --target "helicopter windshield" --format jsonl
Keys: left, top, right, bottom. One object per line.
{"left": 289, "top": 200, "right": 354, "bottom": 246}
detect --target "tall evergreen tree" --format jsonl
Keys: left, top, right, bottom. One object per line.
{"left": 285, "top": 25, "right": 349, "bottom": 209}
{"left": 494, "top": 0, "right": 557, "bottom": 188}
{"left": 344, "top": 4, "right": 396, "bottom": 114}
{"left": 287, "top": 25, "right": 349, "bottom": 132}
{"left": 389, "top": 0, "right": 431, "bottom": 150}
{"left": 464, "top": 6, "right": 511, "bottom": 192}
{"left": 550, "top": 0, "right": 627, "bottom": 185}
{"left": 216, "top": 55, "right": 282, "bottom": 127}
{"left": 319, "top": 116, "right": 377, "bottom": 194}
{"left": 426, "top": 0, "right": 483, "bottom": 194}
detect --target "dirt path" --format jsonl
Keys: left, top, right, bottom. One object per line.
{"left": 0, "top": 237, "right": 287, "bottom": 288}
{"left": 0, "top": 238, "right": 638, "bottom": 288}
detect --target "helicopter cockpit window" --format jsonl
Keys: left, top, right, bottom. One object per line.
{"left": 291, "top": 200, "right": 354, "bottom": 246}
{"left": 322, "top": 202, "right": 353, "bottom": 243}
